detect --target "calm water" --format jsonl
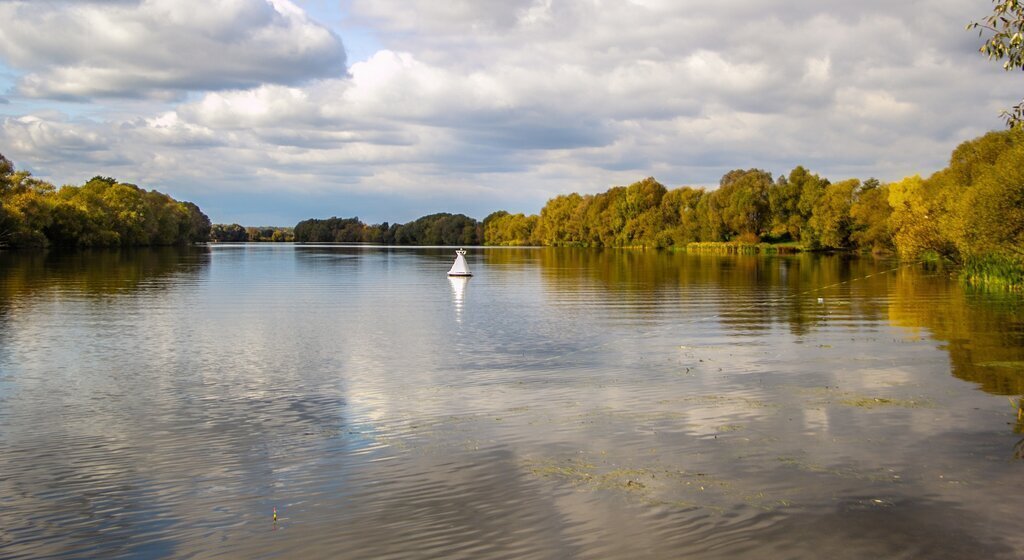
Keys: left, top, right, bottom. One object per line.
{"left": 1, "top": 245, "right": 1022, "bottom": 559}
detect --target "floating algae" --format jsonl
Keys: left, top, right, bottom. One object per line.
{"left": 976, "top": 361, "right": 1024, "bottom": 369}
{"left": 776, "top": 456, "right": 897, "bottom": 483}
{"left": 839, "top": 396, "right": 931, "bottom": 409}
{"left": 523, "top": 454, "right": 793, "bottom": 513}
{"left": 659, "top": 394, "right": 774, "bottom": 409}
{"left": 796, "top": 386, "right": 932, "bottom": 409}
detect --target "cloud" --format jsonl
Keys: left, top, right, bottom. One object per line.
{"left": 0, "top": 0, "right": 346, "bottom": 99}
{"left": 1, "top": 0, "right": 1019, "bottom": 225}
{"left": 2, "top": 114, "right": 108, "bottom": 159}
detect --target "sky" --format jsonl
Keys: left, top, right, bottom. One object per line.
{"left": 0, "top": 0, "right": 1019, "bottom": 226}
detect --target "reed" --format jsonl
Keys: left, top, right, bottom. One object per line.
{"left": 684, "top": 241, "right": 802, "bottom": 255}
{"left": 960, "top": 254, "right": 1024, "bottom": 292}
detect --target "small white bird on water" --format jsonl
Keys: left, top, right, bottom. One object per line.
{"left": 448, "top": 248, "right": 472, "bottom": 277}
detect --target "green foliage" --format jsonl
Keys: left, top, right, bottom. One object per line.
{"left": 388, "top": 213, "right": 481, "bottom": 245}
{"left": 968, "top": 0, "right": 1024, "bottom": 127}
{"left": 809, "top": 179, "right": 858, "bottom": 249}
{"left": 962, "top": 254, "right": 1024, "bottom": 291}
{"left": 293, "top": 216, "right": 369, "bottom": 242}
{"left": 849, "top": 181, "right": 893, "bottom": 253}
{"left": 659, "top": 186, "right": 705, "bottom": 247}
{"left": 477, "top": 130, "right": 1021, "bottom": 274}
{"left": 768, "top": 173, "right": 801, "bottom": 240}
{"left": 791, "top": 166, "right": 831, "bottom": 247}
{"left": 241, "top": 226, "right": 294, "bottom": 242}
{"left": 504, "top": 169, "right": 847, "bottom": 249}
{"left": 715, "top": 169, "right": 773, "bottom": 238}
{"left": 0, "top": 155, "right": 208, "bottom": 248}
{"left": 293, "top": 213, "right": 480, "bottom": 245}
{"left": 882, "top": 129, "right": 1024, "bottom": 288}
{"left": 210, "top": 223, "right": 249, "bottom": 242}
{"left": 529, "top": 178, "right": 681, "bottom": 248}
{"left": 948, "top": 131, "right": 1024, "bottom": 258}
{"left": 535, "top": 192, "right": 587, "bottom": 246}
{"left": 483, "top": 212, "right": 538, "bottom": 246}
{"left": 685, "top": 241, "right": 799, "bottom": 255}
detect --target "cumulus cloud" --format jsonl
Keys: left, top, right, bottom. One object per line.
{"left": 0, "top": 0, "right": 1019, "bottom": 224}
{"left": 2, "top": 114, "right": 107, "bottom": 158}
{"left": 0, "top": 0, "right": 345, "bottom": 99}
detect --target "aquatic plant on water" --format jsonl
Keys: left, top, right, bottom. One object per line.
{"left": 961, "top": 254, "right": 1024, "bottom": 292}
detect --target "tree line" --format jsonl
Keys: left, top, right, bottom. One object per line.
{"left": 268, "top": 129, "right": 1022, "bottom": 287}
{"left": 210, "top": 224, "right": 294, "bottom": 242}
{"left": 483, "top": 170, "right": 887, "bottom": 251}
{"left": 480, "top": 129, "right": 1023, "bottom": 287}
{"left": 5, "top": 128, "right": 1022, "bottom": 289}
{"left": 291, "top": 213, "right": 481, "bottom": 245}
{"left": 1, "top": 154, "right": 210, "bottom": 247}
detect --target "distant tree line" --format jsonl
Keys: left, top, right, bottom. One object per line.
{"left": 6, "top": 128, "right": 1021, "bottom": 289}
{"left": 0, "top": 154, "right": 210, "bottom": 247}
{"left": 482, "top": 170, "right": 891, "bottom": 251}
{"left": 293, "top": 213, "right": 481, "bottom": 245}
{"left": 210, "top": 224, "right": 294, "bottom": 242}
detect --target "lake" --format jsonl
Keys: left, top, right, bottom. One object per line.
{"left": 1, "top": 245, "right": 1022, "bottom": 559}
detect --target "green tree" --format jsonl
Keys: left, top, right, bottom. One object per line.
{"left": 947, "top": 130, "right": 1024, "bottom": 258}
{"left": 809, "top": 179, "right": 858, "bottom": 249}
{"left": 211, "top": 223, "right": 249, "bottom": 242}
{"left": 789, "top": 166, "right": 831, "bottom": 247}
{"left": 483, "top": 212, "right": 538, "bottom": 245}
{"left": 768, "top": 173, "right": 801, "bottom": 240}
{"left": 659, "top": 186, "right": 705, "bottom": 247}
{"left": 536, "top": 193, "right": 585, "bottom": 245}
{"left": 182, "top": 202, "right": 212, "bottom": 243}
{"left": 719, "top": 169, "right": 773, "bottom": 239}
{"left": 615, "top": 177, "right": 667, "bottom": 247}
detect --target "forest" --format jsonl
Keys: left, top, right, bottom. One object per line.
{"left": 292, "top": 213, "right": 481, "bottom": 245}
{"left": 3, "top": 128, "right": 1022, "bottom": 288}
{"left": 482, "top": 129, "right": 1024, "bottom": 288}
{"left": 280, "top": 129, "right": 1023, "bottom": 287}
{"left": 0, "top": 154, "right": 210, "bottom": 247}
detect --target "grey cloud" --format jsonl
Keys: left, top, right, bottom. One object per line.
{"left": 351, "top": 0, "right": 538, "bottom": 33}
{"left": 0, "top": 0, "right": 346, "bottom": 100}
{"left": 3, "top": 0, "right": 1019, "bottom": 224}
{"left": 457, "top": 114, "right": 613, "bottom": 151}
{"left": 254, "top": 129, "right": 417, "bottom": 150}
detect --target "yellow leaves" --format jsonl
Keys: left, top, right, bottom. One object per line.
{"left": 887, "top": 175, "right": 943, "bottom": 259}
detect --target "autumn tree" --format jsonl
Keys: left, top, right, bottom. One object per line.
{"left": 849, "top": 180, "right": 893, "bottom": 253}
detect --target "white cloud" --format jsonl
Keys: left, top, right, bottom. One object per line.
{"left": 0, "top": 0, "right": 1019, "bottom": 224}
{"left": 2, "top": 115, "right": 107, "bottom": 159}
{"left": 0, "top": 0, "right": 345, "bottom": 99}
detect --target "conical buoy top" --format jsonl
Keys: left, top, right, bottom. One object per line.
{"left": 448, "top": 248, "right": 472, "bottom": 277}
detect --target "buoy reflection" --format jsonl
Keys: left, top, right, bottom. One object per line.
{"left": 449, "top": 276, "right": 469, "bottom": 322}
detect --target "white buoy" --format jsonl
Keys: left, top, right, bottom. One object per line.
{"left": 448, "top": 248, "right": 472, "bottom": 277}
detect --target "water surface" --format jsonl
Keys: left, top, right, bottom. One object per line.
{"left": 1, "top": 245, "right": 1022, "bottom": 559}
